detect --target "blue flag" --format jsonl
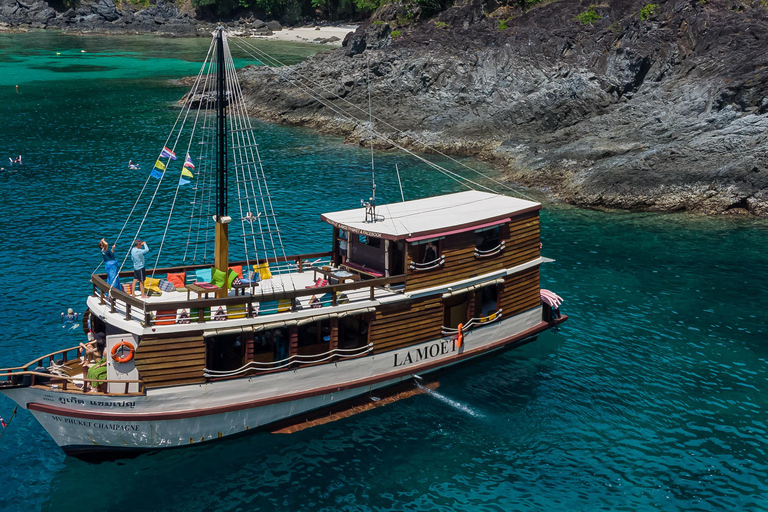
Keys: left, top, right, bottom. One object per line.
{"left": 179, "top": 178, "right": 191, "bottom": 186}
{"left": 150, "top": 169, "right": 164, "bottom": 180}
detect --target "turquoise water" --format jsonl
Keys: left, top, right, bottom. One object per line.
{"left": 1, "top": 31, "right": 768, "bottom": 512}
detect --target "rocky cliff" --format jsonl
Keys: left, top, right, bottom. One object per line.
{"left": 238, "top": 0, "right": 768, "bottom": 215}
{"left": 0, "top": 0, "right": 283, "bottom": 35}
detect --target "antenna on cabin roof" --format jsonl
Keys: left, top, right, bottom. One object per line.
{"left": 395, "top": 163, "right": 405, "bottom": 202}
{"left": 363, "top": 59, "right": 381, "bottom": 224}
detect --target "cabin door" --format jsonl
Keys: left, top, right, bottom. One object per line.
{"left": 444, "top": 293, "right": 469, "bottom": 329}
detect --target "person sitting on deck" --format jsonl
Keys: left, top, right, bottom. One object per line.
{"left": 130, "top": 239, "right": 150, "bottom": 299}
{"left": 80, "top": 334, "right": 106, "bottom": 392}
{"left": 61, "top": 308, "right": 78, "bottom": 324}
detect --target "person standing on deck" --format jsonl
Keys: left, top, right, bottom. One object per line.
{"left": 99, "top": 238, "right": 119, "bottom": 289}
{"left": 130, "top": 239, "right": 150, "bottom": 299}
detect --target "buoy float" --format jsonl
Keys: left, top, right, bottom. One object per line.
{"left": 111, "top": 341, "right": 135, "bottom": 363}
{"left": 456, "top": 323, "right": 464, "bottom": 348}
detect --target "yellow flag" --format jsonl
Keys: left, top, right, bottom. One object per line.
{"left": 181, "top": 168, "right": 194, "bottom": 178}
{"left": 154, "top": 160, "right": 166, "bottom": 171}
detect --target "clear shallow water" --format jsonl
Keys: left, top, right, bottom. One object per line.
{"left": 1, "top": 32, "right": 768, "bottom": 512}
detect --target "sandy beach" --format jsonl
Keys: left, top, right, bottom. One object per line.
{"left": 259, "top": 25, "right": 357, "bottom": 46}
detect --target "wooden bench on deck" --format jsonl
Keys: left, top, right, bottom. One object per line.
{"left": 341, "top": 262, "right": 384, "bottom": 279}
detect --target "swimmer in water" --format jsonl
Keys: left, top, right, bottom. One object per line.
{"left": 61, "top": 308, "right": 78, "bottom": 324}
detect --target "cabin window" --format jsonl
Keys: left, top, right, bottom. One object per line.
{"left": 358, "top": 235, "right": 381, "bottom": 248}
{"left": 476, "top": 226, "right": 501, "bottom": 252}
{"left": 252, "top": 328, "right": 289, "bottom": 363}
{"left": 421, "top": 241, "right": 440, "bottom": 263}
{"left": 338, "top": 314, "right": 369, "bottom": 350}
{"left": 444, "top": 293, "right": 469, "bottom": 329}
{"left": 475, "top": 285, "right": 499, "bottom": 317}
{"left": 349, "top": 234, "right": 386, "bottom": 274}
{"left": 206, "top": 333, "right": 245, "bottom": 372}
{"left": 409, "top": 238, "right": 441, "bottom": 265}
{"left": 297, "top": 319, "right": 331, "bottom": 356}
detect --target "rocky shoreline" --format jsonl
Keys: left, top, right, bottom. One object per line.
{"left": 236, "top": 0, "right": 768, "bottom": 216}
{"left": 0, "top": 0, "right": 327, "bottom": 39}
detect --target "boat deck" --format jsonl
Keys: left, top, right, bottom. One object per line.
{"left": 89, "top": 259, "right": 406, "bottom": 334}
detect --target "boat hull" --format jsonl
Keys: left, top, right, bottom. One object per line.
{"left": 2, "top": 307, "right": 562, "bottom": 457}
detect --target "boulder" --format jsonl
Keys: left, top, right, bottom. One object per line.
{"left": 33, "top": 6, "right": 54, "bottom": 20}
{"left": 89, "top": 0, "right": 119, "bottom": 22}
{"left": 266, "top": 20, "right": 280, "bottom": 31}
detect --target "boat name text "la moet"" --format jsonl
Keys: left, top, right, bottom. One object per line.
{"left": 393, "top": 339, "right": 456, "bottom": 367}
{"left": 50, "top": 415, "right": 140, "bottom": 431}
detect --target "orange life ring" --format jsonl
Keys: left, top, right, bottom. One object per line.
{"left": 111, "top": 341, "right": 135, "bottom": 363}
{"left": 456, "top": 323, "right": 464, "bottom": 348}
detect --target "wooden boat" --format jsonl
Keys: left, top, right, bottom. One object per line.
{"left": 0, "top": 29, "right": 566, "bottom": 458}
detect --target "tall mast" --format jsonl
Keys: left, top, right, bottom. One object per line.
{"left": 216, "top": 27, "right": 227, "bottom": 221}
{"left": 214, "top": 27, "right": 230, "bottom": 296}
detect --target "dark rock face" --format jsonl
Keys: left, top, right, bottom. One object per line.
{"left": 238, "top": 0, "right": 768, "bottom": 215}
{"left": 0, "top": 0, "right": 282, "bottom": 37}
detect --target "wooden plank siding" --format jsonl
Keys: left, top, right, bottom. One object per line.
{"left": 499, "top": 266, "right": 541, "bottom": 317}
{"left": 405, "top": 211, "right": 540, "bottom": 292}
{"left": 134, "top": 334, "right": 206, "bottom": 388}
{"left": 370, "top": 296, "right": 443, "bottom": 354}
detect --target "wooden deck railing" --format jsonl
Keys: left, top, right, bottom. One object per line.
{"left": 90, "top": 251, "right": 408, "bottom": 327}
{"left": 0, "top": 344, "right": 144, "bottom": 395}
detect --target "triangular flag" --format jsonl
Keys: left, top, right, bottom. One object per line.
{"left": 160, "top": 147, "right": 177, "bottom": 160}
{"left": 150, "top": 169, "right": 164, "bottom": 180}
{"left": 181, "top": 168, "right": 194, "bottom": 178}
{"left": 179, "top": 178, "right": 191, "bottom": 186}
{"left": 184, "top": 153, "right": 195, "bottom": 170}
{"left": 154, "top": 160, "right": 166, "bottom": 171}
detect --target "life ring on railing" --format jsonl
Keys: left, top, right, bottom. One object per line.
{"left": 456, "top": 323, "right": 464, "bottom": 348}
{"left": 111, "top": 341, "right": 135, "bottom": 363}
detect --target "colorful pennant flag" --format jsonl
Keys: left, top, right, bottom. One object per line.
{"left": 179, "top": 178, "right": 191, "bottom": 186}
{"left": 154, "top": 160, "right": 166, "bottom": 171}
{"left": 150, "top": 169, "right": 164, "bottom": 180}
{"left": 181, "top": 168, "right": 194, "bottom": 178}
{"left": 184, "top": 153, "right": 195, "bottom": 170}
{"left": 160, "top": 147, "right": 177, "bottom": 160}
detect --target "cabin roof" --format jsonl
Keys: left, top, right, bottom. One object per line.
{"left": 320, "top": 191, "right": 540, "bottom": 240}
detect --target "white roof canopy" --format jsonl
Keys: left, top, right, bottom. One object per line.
{"left": 321, "top": 191, "right": 540, "bottom": 241}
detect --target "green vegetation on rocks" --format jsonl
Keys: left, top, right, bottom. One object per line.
{"left": 574, "top": 6, "right": 602, "bottom": 24}
{"left": 639, "top": 3, "right": 658, "bottom": 20}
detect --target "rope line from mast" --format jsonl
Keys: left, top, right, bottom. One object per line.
{"left": 229, "top": 36, "right": 534, "bottom": 201}
{"left": 223, "top": 34, "right": 295, "bottom": 288}
{"left": 230, "top": 38, "right": 494, "bottom": 195}
{"left": 107, "top": 38, "right": 216, "bottom": 298}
